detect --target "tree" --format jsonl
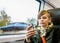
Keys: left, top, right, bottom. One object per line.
{"left": 0, "top": 9, "right": 11, "bottom": 26}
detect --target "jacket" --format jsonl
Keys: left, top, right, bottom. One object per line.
{"left": 24, "top": 26, "right": 60, "bottom": 43}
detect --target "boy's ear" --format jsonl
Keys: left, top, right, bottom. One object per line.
{"left": 49, "top": 18, "right": 51, "bottom": 23}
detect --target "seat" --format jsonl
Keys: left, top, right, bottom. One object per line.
{"left": 48, "top": 8, "right": 60, "bottom": 28}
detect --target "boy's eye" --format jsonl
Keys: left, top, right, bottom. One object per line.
{"left": 39, "top": 17, "right": 47, "bottom": 19}
{"left": 42, "top": 17, "right": 47, "bottom": 19}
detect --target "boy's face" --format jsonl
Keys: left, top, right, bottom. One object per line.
{"left": 38, "top": 13, "right": 51, "bottom": 27}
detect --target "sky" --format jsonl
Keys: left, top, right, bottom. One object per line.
{"left": 0, "top": 0, "right": 39, "bottom": 23}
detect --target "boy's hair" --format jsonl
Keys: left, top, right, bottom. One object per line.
{"left": 38, "top": 10, "right": 51, "bottom": 19}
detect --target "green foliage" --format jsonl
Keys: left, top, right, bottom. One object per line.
{"left": 0, "top": 9, "right": 11, "bottom": 26}
{"left": 0, "top": 21, "right": 5, "bottom": 26}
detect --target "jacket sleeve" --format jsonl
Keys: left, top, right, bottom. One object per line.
{"left": 24, "top": 37, "right": 42, "bottom": 43}
{"left": 53, "top": 27, "right": 60, "bottom": 43}
{"left": 57, "top": 28, "right": 60, "bottom": 43}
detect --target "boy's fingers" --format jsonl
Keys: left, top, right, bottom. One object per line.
{"left": 26, "top": 31, "right": 36, "bottom": 38}
{"left": 26, "top": 25, "right": 33, "bottom": 31}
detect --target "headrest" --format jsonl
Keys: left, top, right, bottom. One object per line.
{"left": 48, "top": 8, "right": 60, "bottom": 25}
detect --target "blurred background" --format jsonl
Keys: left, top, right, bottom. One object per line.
{"left": 0, "top": 0, "right": 60, "bottom": 43}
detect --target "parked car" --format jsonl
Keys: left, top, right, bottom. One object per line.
{"left": 0, "top": 22, "right": 28, "bottom": 35}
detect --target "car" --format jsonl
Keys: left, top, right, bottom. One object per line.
{"left": 0, "top": 22, "right": 28, "bottom": 35}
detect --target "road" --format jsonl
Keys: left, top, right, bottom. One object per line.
{"left": 0, "top": 30, "right": 27, "bottom": 43}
